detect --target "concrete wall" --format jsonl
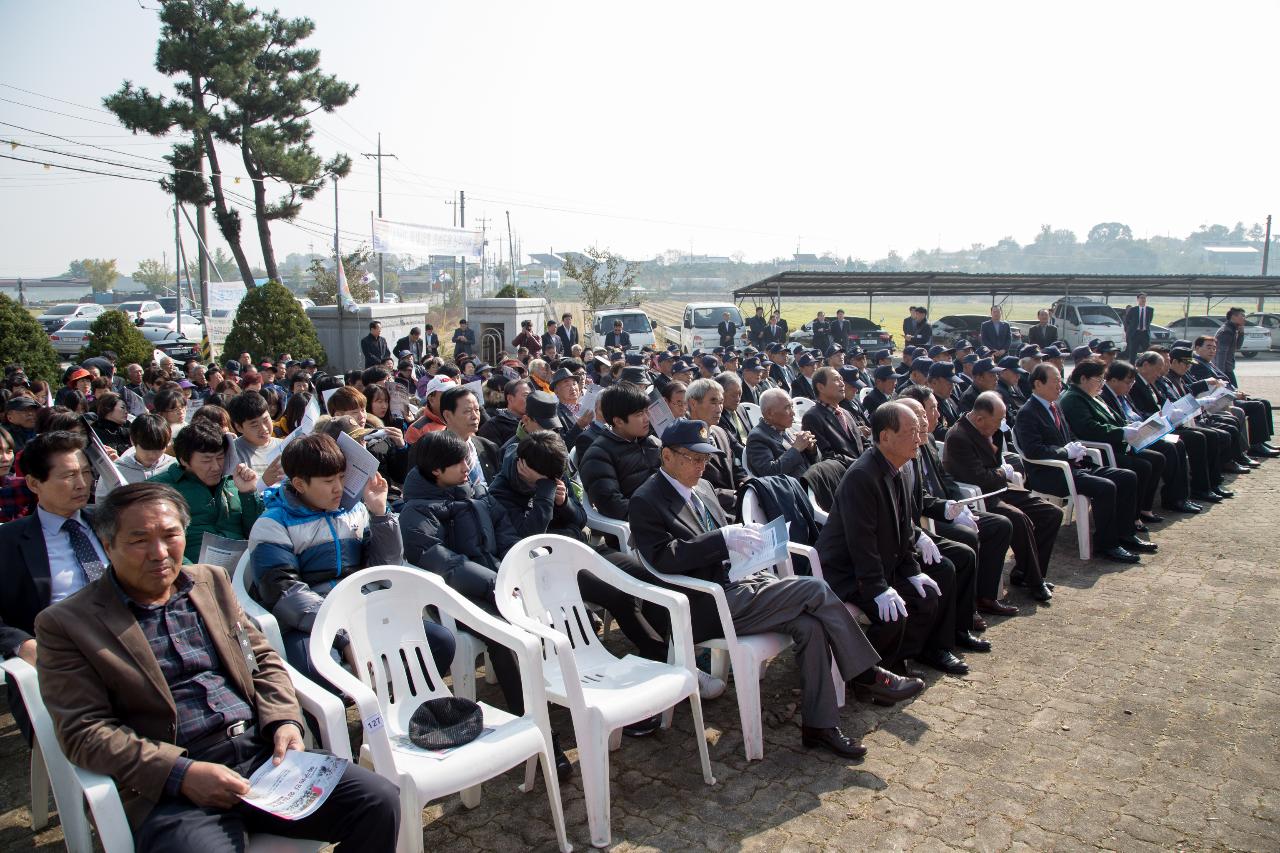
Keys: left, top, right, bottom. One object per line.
{"left": 308, "top": 302, "right": 435, "bottom": 371}
{"left": 465, "top": 297, "right": 550, "bottom": 364}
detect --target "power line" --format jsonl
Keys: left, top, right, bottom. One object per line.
{"left": 0, "top": 81, "right": 116, "bottom": 115}
{"left": 0, "top": 120, "right": 176, "bottom": 164}
{"left": 0, "top": 96, "right": 126, "bottom": 128}
{"left": 0, "top": 152, "right": 156, "bottom": 181}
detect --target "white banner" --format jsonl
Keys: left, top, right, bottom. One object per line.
{"left": 207, "top": 282, "right": 248, "bottom": 309}
{"left": 372, "top": 217, "right": 483, "bottom": 259}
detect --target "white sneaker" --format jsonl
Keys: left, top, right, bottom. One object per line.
{"left": 697, "top": 669, "right": 726, "bottom": 700}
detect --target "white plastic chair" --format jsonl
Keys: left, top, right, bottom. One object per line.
{"left": 1078, "top": 439, "right": 1118, "bottom": 467}
{"left": 3, "top": 657, "right": 327, "bottom": 853}
{"left": 1007, "top": 431, "right": 1095, "bottom": 559}
{"left": 497, "top": 536, "right": 715, "bottom": 848}
{"left": 635, "top": 542, "right": 805, "bottom": 761}
{"left": 790, "top": 397, "right": 815, "bottom": 421}
{"left": 308, "top": 567, "right": 572, "bottom": 853}
{"left": 738, "top": 401, "right": 762, "bottom": 430}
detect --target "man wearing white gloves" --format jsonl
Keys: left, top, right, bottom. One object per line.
{"left": 816, "top": 402, "right": 966, "bottom": 680}
{"left": 630, "top": 419, "right": 923, "bottom": 760}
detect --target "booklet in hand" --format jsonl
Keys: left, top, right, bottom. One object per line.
{"left": 1124, "top": 413, "right": 1173, "bottom": 452}
{"left": 336, "top": 431, "right": 380, "bottom": 510}
{"left": 727, "top": 516, "right": 790, "bottom": 584}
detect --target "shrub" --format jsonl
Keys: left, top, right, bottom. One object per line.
{"left": 79, "top": 309, "right": 154, "bottom": 366}
{"left": 0, "top": 295, "right": 61, "bottom": 382}
{"left": 222, "top": 280, "right": 326, "bottom": 365}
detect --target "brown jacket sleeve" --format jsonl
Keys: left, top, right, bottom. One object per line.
{"left": 943, "top": 429, "right": 1007, "bottom": 494}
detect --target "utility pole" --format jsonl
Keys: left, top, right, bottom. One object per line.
{"left": 174, "top": 203, "right": 184, "bottom": 340}
{"left": 506, "top": 210, "right": 516, "bottom": 294}
{"left": 459, "top": 191, "right": 467, "bottom": 309}
{"left": 195, "top": 132, "right": 209, "bottom": 315}
{"left": 361, "top": 133, "right": 397, "bottom": 303}
{"left": 476, "top": 215, "right": 490, "bottom": 296}
{"left": 1260, "top": 214, "right": 1272, "bottom": 311}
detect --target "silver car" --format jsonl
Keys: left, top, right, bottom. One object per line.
{"left": 1164, "top": 315, "right": 1270, "bottom": 358}
{"left": 48, "top": 318, "right": 97, "bottom": 356}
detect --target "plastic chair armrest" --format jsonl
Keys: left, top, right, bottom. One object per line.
{"left": 75, "top": 766, "right": 133, "bottom": 852}
{"left": 282, "top": 661, "right": 352, "bottom": 761}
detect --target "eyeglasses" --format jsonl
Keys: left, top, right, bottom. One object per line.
{"left": 671, "top": 449, "right": 711, "bottom": 467}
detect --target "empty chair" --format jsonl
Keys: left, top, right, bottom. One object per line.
{"left": 1007, "top": 430, "right": 1098, "bottom": 558}
{"left": 497, "top": 535, "right": 715, "bottom": 848}
{"left": 790, "top": 397, "right": 815, "bottom": 420}
{"left": 309, "top": 566, "right": 571, "bottom": 853}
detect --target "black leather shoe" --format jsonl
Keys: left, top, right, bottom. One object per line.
{"left": 1242, "top": 457, "right": 1262, "bottom": 468}
{"left": 552, "top": 733, "right": 574, "bottom": 782}
{"left": 801, "top": 726, "right": 867, "bottom": 760}
{"left": 1262, "top": 442, "right": 1279, "bottom": 452}
{"left": 1224, "top": 462, "right": 1252, "bottom": 474}
{"left": 1121, "top": 535, "right": 1158, "bottom": 553}
{"left": 1133, "top": 521, "right": 1149, "bottom": 533}
{"left": 623, "top": 715, "right": 662, "bottom": 738}
{"left": 1044, "top": 581, "right": 1056, "bottom": 590}
{"left": 1165, "top": 500, "right": 1201, "bottom": 514}
{"left": 1101, "top": 546, "right": 1141, "bottom": 563}
{"left": 954, "top": 632, "right": 992, "bottom": 653}
{"left": 976, "top": 597, "right": 1019, "bottom": 616}
{"left": 1028, "top": 582, "right": 1053, "bottom": 603}
{"left": 1249, "top": 445, "right": 1280, "bottom": 458}
{"left": 917, "top": 649, "right": 970, "bottom": 676}
{"left": 1213, "top": 487, "right": 1235, "bottom": 499}
{"left": 1139, "top": 511, "right": 1165, "bottom": 524}
{"left": 1192, "top": 490, "right": 1224, "bottom": 503}
{"left": 850, "top": 666, "right": 925, "bottom": 706}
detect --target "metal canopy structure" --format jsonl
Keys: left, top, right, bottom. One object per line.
{"left": 733, "top": 271, "right": 1280, "bottom": 316}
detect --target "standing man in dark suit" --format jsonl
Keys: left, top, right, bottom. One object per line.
{"left": 35, "top": 482, "right": 400, "bottom": 851}
{"left": 360, "top": 320, "right": 392, "bottom": 367}
{"left": 902, "top": 306, "right": 931, "bottom": 348}
{"left": 811, "top": 311, "right": 830, "bottom": 354}
{"left": 801, "top": 367, "right": 864, "bottom": 466}
{"left": 764, "top": 311, "right": 787, "bottom": 346}
{"left": 1014, "top": 363, "right": 1149, "bottom": 563}
{"left": 630, "top": 419, "right": 919, "bottom": 758}
{"left": 452, "top": 318, "right": 476, "bottom": 357}
{"left": 1123, "top": 293, "right": 1154, "bottom": 363}
{"left": 0, "top": 431, "right": 106, "bottom": 741}
{"left": 979, "top": 305, "right": 1012, "bottom": 358}
{"left": 716, "top": 312, "right": 737, "bottom": 348}
{"left": 556, "top": 312, "right": 579, "bottom": 353}
{"left": 422, "top": 324, "right": 441, "bottom": 357}
{"left": 1028, "top": 310, "right": 1059, "bottom": 348}
{"left": 540, "top": 320, "right": 564, "bottom": 357}
{"left": 828, "top": 309, "right": 852, "bottom": 353}
{"left": 745, "top": 306, "right": 767, "bottom": 348}
{"left": 393, "top": 327, "right": 426, "bottom": 363}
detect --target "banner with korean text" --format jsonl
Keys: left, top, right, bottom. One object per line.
{"left": 371, "top": 216, "right": 484, "bottom": 260}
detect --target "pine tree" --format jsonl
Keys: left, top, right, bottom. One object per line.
{"left": 222, "top": 280, "right": 325, "bottom": 364}
{"left": 0, "top": 295, "right": 61, "bottom": 383}
{"left": 79, "top": 311, "right": 156, "bottom": 366}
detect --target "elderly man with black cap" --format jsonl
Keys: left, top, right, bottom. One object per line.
{"left": 926, "top": 362, "right": 960, "bottom": 441}
{"left": 764, "top": 343, "right": 791, "bottom": 392}
{"left": 790, "top": 353, "right": 818, "bottom": 400}
{"left": 739, "top": 356, "right": 767, "bottom": 406}
{"left": 631, "top": 418, "right": 921, "bottom": 758}
{"left": 864, "top": 365, "right": 897, "bottom": 416}
{"left": 996, "top": 356, "right": 1028, "bottom": 420}
{"left": 5, "top": 395, "right": 40, "bottom": 450}
{"left": 550, "top": 366, "right": 593, "bottom": 447}
{"left": 958, "top": 357, "right": 999, "bottom": 415}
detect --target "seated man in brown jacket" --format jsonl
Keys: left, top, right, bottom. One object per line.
{"left": 36, "top": 482, "right": 399, "bottom": 852}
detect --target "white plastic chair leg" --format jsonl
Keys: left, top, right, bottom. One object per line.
{"left": 832, "top": 659, "right": 847, "bottom": 709}
{"left": 708, "top": 648, "right": 730, "bottom": 682}
{"left": 537, "top": 747, "right": 573, "bottom": 853}
{"left": 607, "top": 728, "right": 622, "bottom": 751}
{"left": 398, "top": 774, "right": 425, "bottom": 853}
{"left": 578, "top": 721, "right": 613, "bottom": 848}
{"left": 460, "top": 783, "right": 482, "bottom": 809}
{"left": 730, "top": 649, "right": 765, "bottom": 761}
{"left": 687, "top": 694, "right": 717, "bottom": 786}
{"left": 30, "top": 740, "right": 49, "bottom": 831}
{"left": 519, "top": 756, "right": 538, "bottom": 794}
{"left": 452, "top": 659, "right": 477, "bottom": 701}
{"left": 1074, "top": 495, "right": 1092, "bottom": 559}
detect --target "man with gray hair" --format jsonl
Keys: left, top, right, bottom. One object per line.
{"left": 685, "top": 378, "right": 741, "bottom": 515}
{"left": 746, "top": 388, "right": 819, "bottom": 477}
{"left": 714, "top": 371, "right": 752, "bottom": 452}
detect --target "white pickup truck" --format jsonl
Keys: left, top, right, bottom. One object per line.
{"left": 1012, "top": 297, "right": 1127, "bottom": 351}
{"left": 663, "top": 302, "right": 749, "bottom": 354}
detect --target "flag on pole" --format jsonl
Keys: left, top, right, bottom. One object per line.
{"left": 335, "top": 257, "right": 357, "bottom": 313}
{"left": 199, "top": 312, "right": 213, "bottom": 362}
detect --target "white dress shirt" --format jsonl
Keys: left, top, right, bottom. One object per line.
{"left": 37, "top": 505, "right": 108, "bottom": 603}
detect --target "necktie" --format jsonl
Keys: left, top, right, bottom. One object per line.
{"left": 1139, "top": 309, "right": 1146, "bottom": 331}
{"left": 1050, "top": 402, "right": 1063, "bottom": 434}
{"left": 690, "top": 493, "right": 717, "bottom": 533}
{"left": 62, "top": 517, "right": 105, "bottom": 583}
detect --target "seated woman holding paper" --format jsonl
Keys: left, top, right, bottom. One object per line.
{"left": 1059, "top": 359, "right": 1166, "bottom": 525}
{"left": 153, "top": 420, "right": 264, "bottom": 563}
{"left": 93, "top": 413, "right": 176, "bottom": 503}
{"left": 246, "top": 432, "right": 454, "bottom": 687}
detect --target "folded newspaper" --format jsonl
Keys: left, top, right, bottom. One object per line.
{"left": 1161, "top": 393, "right": 1201, "bottom": 428}
{"left": 84, "top": 430, "right": 126, "bottom": 492}
{"left": 1196, "top": 385, "right": 1236, "bottom": 415}
{"left": 727, "top": 516, "right": 790, "bottom": 583}
{"left": 647, "top": 391, "right": 675, "bottom": 439}
{"left": 1124, "top": 413, "right": 1173, "bottom": 452}
{"left": 240, "top": 751, "right": 346, "bottom": 821}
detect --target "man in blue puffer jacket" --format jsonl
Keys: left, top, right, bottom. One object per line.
{"left": 248, "top": 432, "right": 454, "bottom": 685}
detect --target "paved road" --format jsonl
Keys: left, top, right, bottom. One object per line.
{"left": 2, "top": 467, "right": 1278, "bottom": 851}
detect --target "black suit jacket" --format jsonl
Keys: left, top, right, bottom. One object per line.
{"left": 716, "top": 321, "right": 736, "bottom": 347}
{"left": 361, "top": 333, "right": 392, "bottom": 367}
{"left": 814, "top": 448, "right": 918, "bottom": 602}
{"left": 801, "top": 402, "right": 862, "bottom": 464}
{"left": 1129, "top": 375, "right": 1161, "bottom": 417}
{"left": 864, "top": 387, "right": 891, "bottom": 415}
{"left": 0, "top": 509, "right": 95, "bottom": 656}
{"left": 701, "top": 424, "right": 740, "bottom": 515}
{"left": 790, "top": 373, "right": 815, "bottom": 400}
{"left": 1123, "top": 306, "right": 1154, "bottom": 336}
{"left": 423, "top": 332, "right": 440, "bottom": 356}
{"left": 1028, "top": 324, "right": 1059, "bottom": 347}
{"left": 979, "top": 320, "right": 1012, "bottom": 353}
{"left": 556, "top": 324, "right": 579, "bottom": 352}
{"left": 944, "top": 415, "right": 1016, "bottom": 501}
{"left": 746, "top": 421, "right": 818, "bottom": 477}
{"left": 902, "top": 317, "right": 931, "bottom": 347}
{"left": 828, "top": 318, "right": 852, "bottom": 346}
{"left": 393, "top": 335, "right": 425, "bottom": 362}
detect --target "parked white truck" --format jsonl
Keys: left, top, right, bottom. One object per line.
{"left": 663, "top": 302, "right": 749, "bottom": 354}
{"left": 1012, "top": 297, "right": 1127, "bottom": 351}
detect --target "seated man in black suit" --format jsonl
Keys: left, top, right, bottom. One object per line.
{"left": 630, "top": 419, "right": 922, "bottom": 759}
{"left": 815, "top": 402, "right": 967, "bottom": 679}
{"left": 0, "top": 430, "right": 107, "bottom": 742}
{"left": 863, "top": 365, "right": 897, "bottom": 416}
{"left": 1189, "top": 336, "right": 1277, "bottom": 459}
{"left": 684, "top": 378, "right": 741, "bottom": 516}
{"left": 958, "top": 357, "right": 999, "bottom": 415}
{"left": 790, "top": 353, "right": 818, "bottom": 400}
{"left": 746, "top": 388, "right": 820, "bottom": 477}
{"left": 1164, "top": 345, "right": 1253, "bottom": 470}
{"left": 1013, "top": 364, "right": 1150, "bottom": 563}
{"left": 801, "top": 367, "right": 864, "bottom": 467}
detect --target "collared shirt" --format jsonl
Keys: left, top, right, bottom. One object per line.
{"left": 37, "top": 506, "right": 108, "bottom": 603}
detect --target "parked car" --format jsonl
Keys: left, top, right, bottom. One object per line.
{"left": 140, "top": 313, "right": 204, "bottom": 334}
{"left": 584, "top": 306, "right": 655, "bottom": 351}
{"left": 931, "top": 314, "right": 1025, "bottom": 350}
{"left": 141, "top": 327, "right": 201, "bottom": 362}
{"left": 48, "top": 318, "right": 97, "bottom": 357}
{"left": 1245, "top": 312, "right": 1280, "bottom": 348}
{"left": 1148, "top": 323, "right": 1172, "bottom": 345}
{"left": 37, "top": 303, "right": 105, "bottom": 334}
{"left": 1009, "top": 298, "right": 1125, "bottom": 351}
{"left": 665, "top": 302, "right": 748, "bottom": 353}
{"left": 117, "top": 300, "right": 165, "bottom": 321}
{"left": 787, "top": 316, "right": 896, "bottom": 353}
{"left": 1164, "top": 315, "right": 1270, "bottom": 358}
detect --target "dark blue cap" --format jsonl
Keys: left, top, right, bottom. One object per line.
{"left": 975, "top": 346, "right": 991, "bottom": 358}
{"left": 671, "top": 359, "right": 693, "bottom": 374}
{"left": 972, "top": 357, "right": 996, "bottom": 375}
{"left": 847, "top": 346, "right": 865, "bottom": 358}
{"left": 1096, "top": 340, "right": 1118, "bottom": 354}
{"left": 872, "top": 349, "right": 890, "bottom": 362}
{"left": 742, "top": 357, "right": 764, "bottom": 372}
{"left": 625, "top": 353, "right": 644, "bottom": 366}
{"left": 661, "top": 418, "right": 722, "bottom": 454}
{"left": 955, "top": 339, "right": 972, "bottom": 350}
{"left": 656, "top": 352, "right": 673, "bottom": 363}
{"left": 1071, "top": 345, "right": 1093, "bottom": 361}
{"left": 723, "top": 351, "right": 740, "bottom": 362}
{"left": 1088, "top": 338, "right": 1101, "bottom": 350}
{"left": 903, "top": 346, "right": 918, "bottom": 357}
{"left": 927, "top": 362, "right": 955, "bottom": 381}
{"left": 997, "top": 356, "right": 1022, "bottom": 371}
{"left": 824, "top": 344, "right": 844, "bottom": 357}
{"left": 765, "top": 342, "right": 784, "bottom": 353}
{"left": 960, "top": 353, "right": 979, "bottom": 364}
{"left": 928, "top": 345, "right": 950, "bottom": 358}
{"left": 1018, "top": 345, "right": 1042, "bottom": 360}
{"left": 910, "top": 358, "right": 934, "bottom": 375}
{"left": 838, "top": 366, "right": 861, "bottom": 384}
{"left": 797, "top": 353, "right": 815, "bottom": 367}
{"left": 1042, "top": 345, "right": 1063, "bottom": 359}
{"left": 700, "top": 355, "right": 720, "bottom": 371}
{"left": 873, "top": 365, "right": 896, "bottom": 381}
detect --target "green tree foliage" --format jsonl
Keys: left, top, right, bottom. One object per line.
{"left": 133, "top": 258, "right": 173, "bottom": 294}
{"left": 0, "top": 295, "right": 60, "bottom": 383}
{"left": 561, "top": 246, "right": 638, "bottom": 317}
{"left": 222, "top": 280, "right": 324, "bottom": 364}
{"left": 79, "top": 310, "right": 155, "bottom": 366}
{"left": 494, "top": 285, "right": 530, "bottom": 298}
{"left": 307, "top": 247, "right": 373, "bottom": 306}
{"left": 68, "top": 258, "right": 120, "bottom": 293}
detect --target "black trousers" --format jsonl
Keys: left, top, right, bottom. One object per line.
{"left": 934, "top": 514, "right": 1009, "bottom": 617}
{"left": 1027, "top": 464, "right": 1137, "bottom": 550}
{"left": 1238, "top": 398, "right": 1274, "bottom": 446}
{"left": 854, "top": 557, "right": 956, "bottom": 664}
{"left": 1147, "top": 437, "right": 1191, "bottom": 507}
{"left": 990, "top": 491, "right": 1062, "bottom": 588}
{"left": 1207, "top": 412, "right": 1251, "bottom": 461}
{"left": 135, "top": 735, "right": 399, "bottom": 853}
{"left": 1176, "top": 426, "right": 1225, "bottom": 490}
{"left": 1116, "top": 448, "right": 1164, "bottom": 513}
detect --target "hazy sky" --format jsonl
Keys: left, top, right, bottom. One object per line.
{"left": 2, "top": 0, "right": 1277, "bottom": 277}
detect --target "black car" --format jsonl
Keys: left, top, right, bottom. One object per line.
{"left": 931, "top": 314, "right": 1024, "bottom": 349}
{"left": 788, "top": 316, "right": 895, "bottom": 352}
{"left": 142, "top": 327, "right": 200, "bottom": 362}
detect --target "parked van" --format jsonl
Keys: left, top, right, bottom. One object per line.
{"left": 665, "top": 303, "right": 748, "bottom": 354}
{"left": 585, "top": 306, "right": 655, "bottom": 350}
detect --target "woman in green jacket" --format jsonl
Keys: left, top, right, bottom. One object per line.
{"left": 1059, "top": 358, "right": 1164, "bottom": 524}
{"left": 153, "top": 418, "right": 264, "bottom": 563}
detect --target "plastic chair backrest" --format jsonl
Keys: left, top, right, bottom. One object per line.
{"left": 739, "top": 402, "right": 762, "bottom": 430}
{"left": 791, "top": 397, "right": 815, "bottom": 420}
{"left": 858, "top": 386, "right": 871, "bottom": 403}
{"left": 740, "top": 487, "right": 763, "bottom": 525}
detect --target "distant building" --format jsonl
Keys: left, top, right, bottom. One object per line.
{"left": 0, "top": 274, "right": 147, "bottom": 304}
{"left": 1201, "top": 244, "right": 1261, "bottom": 273}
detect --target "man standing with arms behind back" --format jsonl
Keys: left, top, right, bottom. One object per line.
{"left": 979, "top": 305, "right": 1012, "bottom": 359}
{"left": 717, "top": 311, "right": 737, "bottom": 348}
{"left": 1123, "top": 293, "right": 1153, "bottom": 363}
{"left": 1028, "top": 309, "right": 1059, "bottom": 348}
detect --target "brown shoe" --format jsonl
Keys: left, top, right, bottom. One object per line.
{"left": 851, "top": 666, "right": 925, "bottom": 706}
{"left": 976, "top": 597, "right": 1019, "bottom": 617}
{"left": 972, "top": 613, "right": 989, "bottom": 633}
{"left": 801, "top": 726, "right": 867, "bottom": 760}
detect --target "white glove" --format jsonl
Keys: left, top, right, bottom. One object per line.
{"left": 953, "top": 506, "right": 980, "bottom": 533}
{"left": 1122, "top": 424, "right": 1141, "bottom": 442}
{"left": 907, "top": 573, "right": 942, "bottom": 599}
{"left": 874, "top": 587, "right": 909, "bottom": 622}
{"left": 943, "top": 500, "right": 961, "bottom": 520}
{"left": 1065, "top": 441, "right": 1086, "bottom": 461}
{"left": 916, "top": 531, "right": 942, "bottom": 565}
{"left": 721, "top": 524, "right": 763, "bottom": 556}
{"left": 999, "top": 462, "right": 1017, "bottom": 481}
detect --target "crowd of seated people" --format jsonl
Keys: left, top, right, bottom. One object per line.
{"left": 1, "top": 305, "right": 1274, "bottom": 851}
